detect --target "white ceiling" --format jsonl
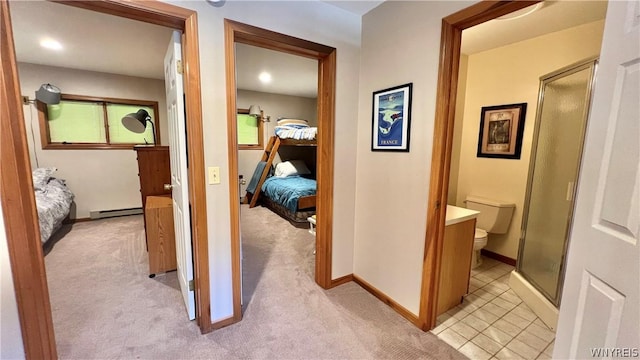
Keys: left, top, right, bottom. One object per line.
{"left": 462, "top": 1, "right": 608, "bottom": 55}
{"left": 235, "top": 43, "right": 318, "bottom": 98}
{"left": 9, "top": 0, "right": 608, "bottom": 98}
{"left": 10, "top": 0, "right": 318, "bottom": 98}
{"left": 321, "top": 1, "right": 384, "bottom": 16}
{"left": 10, "top": 0, "right": 173, "bottom": 80}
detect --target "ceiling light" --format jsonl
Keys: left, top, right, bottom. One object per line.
{"left": 40, "top": 39, "right": 63, "bottom": 51}
{"left": 259, "top": 72, "right": 272, "bottom": 84}
{"left": 205, "top": 0, "right": 226, "bottom": 7}
{"left": 497, "top": 3, "right": 544, "bottom": 21}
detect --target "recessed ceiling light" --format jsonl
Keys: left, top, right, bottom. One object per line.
{"left": 40, "top": 39, "right": 63, "bottom": 51}
{"left": 205, "top": 0, "right": 226, "bottom": 7}
{"left": 259, "top": 72, "right": 272, "bottom": 84}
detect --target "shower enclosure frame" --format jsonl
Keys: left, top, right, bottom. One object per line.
{"left": 516, "top": 57, "right": 598, "bottom": 307}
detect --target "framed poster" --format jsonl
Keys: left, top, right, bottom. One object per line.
{"left": 371, "top": 83, "right": 412, "bottom": 152}
{"left": 477, "top": 103, "right": 527, "bottom": 159}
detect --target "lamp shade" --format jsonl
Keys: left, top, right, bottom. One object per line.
{"left": 35, "top": 83, "right": 61, "bottom": 105}
{"left": 249, "top": 105, "right": 262, "bottom": 117}
{"left": 121, "top": 109, "right": 151, "bottom": 134}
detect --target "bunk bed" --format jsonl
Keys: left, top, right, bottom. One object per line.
{"left": 245, "top": 124, "right": 317, "bottom": 223}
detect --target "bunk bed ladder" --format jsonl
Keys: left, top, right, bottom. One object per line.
{"left": 248, "top": 136, "right": 281, "bottom": 208}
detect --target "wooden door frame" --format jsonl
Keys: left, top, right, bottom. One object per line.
{"left": 224, "top": 19, "right": 337, "bottom": 322}
{"left": 0, "top": 1, "right": 212, "bottom": 357}
{"left": 418, "top": 0, "right": 541, "bottom": 330}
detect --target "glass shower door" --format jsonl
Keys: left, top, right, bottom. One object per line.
{"left": 517, "top": 59, "right": 597, "bottom": 306}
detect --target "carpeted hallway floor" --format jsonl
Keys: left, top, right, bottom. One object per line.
{"left": 44, "top": 205, "right": 465, "bottom": 359}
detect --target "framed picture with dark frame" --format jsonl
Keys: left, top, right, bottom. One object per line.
{"left": 477, "top": 103, "right": 527, "bottom": 159}
{"left": 371, "top": 83, "right": 412, "bottom": 152}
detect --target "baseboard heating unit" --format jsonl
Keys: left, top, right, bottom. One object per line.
{"left": 89, "top": 207, "right": 143, "bottom": 220}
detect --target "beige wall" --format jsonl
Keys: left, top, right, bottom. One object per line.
{"left": 0, "top": 204, "right": 26, "bottom": 359}
{"left": 450, "top": 20, "right": 605, "bottom": 259}
{"left": 163, "top": 0, "right": 360, "bottom": 322}
{"left": 236, "top": 89, "right": 317, "bottom": 197}
{"left": 18, "top": 63, "right": 168, "bottom": 219}
{"left": 354, "top": 1, "right": 474, "bottom": 316}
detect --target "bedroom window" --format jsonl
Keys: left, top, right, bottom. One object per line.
{"left": 237, "top": 108, "right": 264, "bottom": 150}
{"left": 38, "top": 94, "right": 160, "bottom": 150}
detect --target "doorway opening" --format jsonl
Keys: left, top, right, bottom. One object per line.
{"left": 420, "top": 1, "right": 599, "bottom": 329}
{"left": 223, "top": 19, "right": 337, "bottom": 323}
{"left": 234, "top": 43, "right": 319, "bottom": 309}
{"left": 0, "top": 1, "right": 210, "bottom": 358}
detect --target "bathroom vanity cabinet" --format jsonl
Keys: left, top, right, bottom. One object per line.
{"left": 437, "top": 206, "right": 479, "bottom": 316}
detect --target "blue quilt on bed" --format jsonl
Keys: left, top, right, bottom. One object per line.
{"left": 261, "top": 176, "right": 316, "bottom": 212}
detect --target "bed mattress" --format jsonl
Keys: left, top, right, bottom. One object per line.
{"left": 261, "top": 176, "right": 316, "bottom": 213}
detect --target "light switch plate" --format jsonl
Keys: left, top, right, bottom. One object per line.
{"left": 208, "top": 166, "right": 220, "bottom": 185}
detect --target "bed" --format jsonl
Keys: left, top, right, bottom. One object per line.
{"left": 244, "top": 118, "right": 318, "bottom": 223}
{"left": 261, "top": 172, "right": 316, "bottom": 223}
{"left": 246, "top": 158, "right": 316, "bottom": 223}
{"left": 32, "top": 167, "right": 74, "bottom": 244}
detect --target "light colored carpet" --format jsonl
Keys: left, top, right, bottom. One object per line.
{"left": 44, "top": 206, "right": 465, "bottom": 359}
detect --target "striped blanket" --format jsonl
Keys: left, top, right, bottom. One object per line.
{"left": 275, "top": 125, "right": 317, "bottom": 140}
{"left": 274, "top": 118, "right": 317, "bottom": 141}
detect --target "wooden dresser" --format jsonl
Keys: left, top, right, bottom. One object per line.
{"left": 134, "top": 146, "right": 171, "bottom": 209}
{"left": 134, "top": 146, "right": 172, "bottom": 253}
{"left": 145, "top": 196, "right": 176, "bottom": 276}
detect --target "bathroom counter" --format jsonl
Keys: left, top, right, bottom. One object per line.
{"left": 446, "top": 205, "right": 480, "bottom": 226}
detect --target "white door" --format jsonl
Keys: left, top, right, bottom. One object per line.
{"left": 554, "top": 1, "right": 639, "bottom": 358}
{"left": 164, "top": 31, "right": 195, "bottom": 320}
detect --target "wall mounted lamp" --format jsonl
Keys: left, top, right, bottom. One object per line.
{"left": 249, "top": 105, "right": 271, "bottom": 122}
{"left": 121, "top": 109, "right": 156, "bottom": 144}
{"left": 23, "top": 83, "right": 62, "bottom": 105}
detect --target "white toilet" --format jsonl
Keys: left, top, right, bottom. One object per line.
{"left": 465, "top": 196, "right": 516, "bottom": 269}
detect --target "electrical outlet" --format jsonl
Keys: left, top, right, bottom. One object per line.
{"left": 208, "top": 167, "right": 220, "bottom": 185}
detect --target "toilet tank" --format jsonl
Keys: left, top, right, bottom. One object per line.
{"left": 464, "top": 196, "right": 515, "bottom": 234}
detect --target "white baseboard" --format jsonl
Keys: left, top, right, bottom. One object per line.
{"left": 89, "top": 207, "right": 143, "bottom": 220}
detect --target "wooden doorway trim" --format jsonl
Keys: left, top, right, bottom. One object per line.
{"left": 418, "top": 0, "right": 541, "bottom": 330}
{"left": 1, "top": 1, "right": 211, "bottom": 357}
{"left": 224, "top": 19, "right": 336, "bottom": 322}
{"left": 1, "top": 2, "right": 57, "bottom": 357}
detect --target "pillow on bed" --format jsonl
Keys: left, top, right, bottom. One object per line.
{"left": 32, "top": 167, "right": 57, "bottom": 191}
{"left": 274, "top": 160, "right": 311, "bottom": 177}
{"left": 277, "top": 118, "right": 309, "bottom": 128}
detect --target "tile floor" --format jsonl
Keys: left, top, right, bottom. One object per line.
{"left": 431, "top": 257, "right": 556, "bottom": 360}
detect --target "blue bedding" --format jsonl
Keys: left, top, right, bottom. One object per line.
{"left": 261, "top": 176, "right": 316, "bottom": 212}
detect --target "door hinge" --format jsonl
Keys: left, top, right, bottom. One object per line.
{"left": 188, "top": 279, "right": 194, "bottom": 291}
{"left": 176, "top": 60, "right": 183, "bottom": 75}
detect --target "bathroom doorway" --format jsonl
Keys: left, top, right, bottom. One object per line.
{"left": 421, "top": 0, "right": 606, "bottom": 332}
{"left": 517, "top": 58, "right": 597, "bottom": 306}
